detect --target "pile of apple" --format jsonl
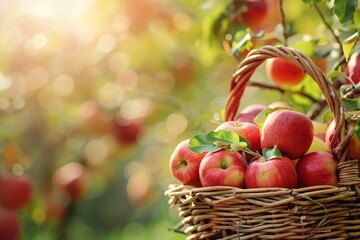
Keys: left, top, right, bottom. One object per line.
{"left": 169, "top": 103, "right": 360, "bottom": 189}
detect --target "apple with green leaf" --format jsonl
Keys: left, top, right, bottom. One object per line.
{"left": 296, "top": 151, "right": 338, "bottom": 187}
{"left": 215, "top": 121, "right": 261, "bottom": 163}
{"left": 169, "top": 139, "right": 207, "bottom": 187}
{"left": 187, "top": 130, "right": 250, "bottom": 187}
{"left": 245, "top": 146, "right": 297, "bottom": 188}
{"left": 261, "top": 109, "right": 314, "bottom": 159}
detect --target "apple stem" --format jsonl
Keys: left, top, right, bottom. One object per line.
{"left": 221, "top": 161, "right": 227, "bottom": 169}
{"left": 179, "top": 160, "right": 187, "bottom": 167}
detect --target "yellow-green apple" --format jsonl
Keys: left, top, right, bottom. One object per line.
{"left": 268, "top": 101, "right": 293, "bottom": 110}
{"left": 169, "top": 139, "right": 207, "bottom": 187}
{"left": 344, "top": 52, "right": 360, "bottom": 84}
{"left": 215, "top": 121, "right": 261, "bottom": 163}
{"left": 265, "top": 58, "right": 306, "bottom": 86}
{"left": 306, "top": 136, "right": 327, "bottom": 154}
{"left": 245, "top": 155, "right": 297, "bottom": 188}
{"left": 0, "top": 173, "right": 32, "bottom": 210}
{"left": 312, "top": 120, "right": 327, "bottom": 141}
{"left": 199, "top": 149, "right": 247, "bottom": 188}
{"left": 236, "top": 104, "right": 266, "bottom": 124}
{"left": 0, "top": 208, "right": 21, "bottom": 240}
{"left": 296, "top": 151, "right": 338, "bottom": 187}
{"left": 261, "top": 109, "right": 314, "bottom": 159}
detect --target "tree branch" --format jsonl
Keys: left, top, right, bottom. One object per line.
{"left": 249, "top": 81, "right": 318, "bottom": 102}
{"left": 279, "top": 0, "right": 288, "bottom": 46}
{"left": 313, "top": 4, "right": 344, "bottom": 58}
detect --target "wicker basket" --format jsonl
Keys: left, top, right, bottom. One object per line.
{"left": 165, "top": 45, "right": 360, "bottom": 240}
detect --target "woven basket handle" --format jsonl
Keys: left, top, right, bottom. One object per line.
{"left": 225, "top": 45, "right": 345, "bottom": 161}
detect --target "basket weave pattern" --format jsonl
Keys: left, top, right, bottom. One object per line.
{"left": 165, "top": 46, "right": 360, "bottom": 239}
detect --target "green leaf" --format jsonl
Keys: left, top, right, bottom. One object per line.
{"left": 207, "top": 130, "right": 240, "bottom": 145}
{"left": 262, "top": 146, "right": 282, "bottom": 161}
{"left": 322, "top": 110, "right": 333, "bottom": 123}
{"left": 334, "top": 0, "right": 357, "bottom": 23}
{"left": 343, "top": 32, "right": 360, "bottom": 61}
{"left": 189, "top": 134, "right": 221, "bottom": 153}
{"left": 342, "top": 97, "right": 360, "bottom": 111}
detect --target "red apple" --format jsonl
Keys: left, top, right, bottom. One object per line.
{"left": 260, "top": 0, "right": 281, "bottom": 32}
{"left": 236, "top": 0, "right": 269, "bottom": 32}
{"left": 345, "top": 52, "right": 360, "bottom": 84}
{"left": 53, "top": 162, "right": 87, "bottom": 202}
{"left": 265, "top": 58, "right": 306, "bottom": 86}
{"left": 296, "top": 151, "right": 338, "bottom": 187}
{"left": 199, "top": 149, "right": 247, "bottom": 188}
{"left": 0, "top": 174, "right": 32, "bottom": 210}
{"left": 169, "top": 139, "right": 207, "bottom": 187}
{"left": 261, "top": 109, "right": 314, "bottom": 159}
{"left": 245, "top": 155, "right": 297, "bottom": 188}
{"left": 215, "top": 121, "right": 261, "bottom": 163}
{"left": 111, "top": 117, "right": 144, "bottom": 145}
{"left": 0, "top": 208, "right": 21, "bottom": 240}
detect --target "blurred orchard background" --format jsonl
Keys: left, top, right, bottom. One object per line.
{"left": 0, "top": 0, "right": 358, "bottom": 239}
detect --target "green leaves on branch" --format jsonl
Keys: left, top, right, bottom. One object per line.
{"left": 334, "top": 0, "right": 358, "bottom": 23}
{"left": 188, "top": 129, "right": 250, "bottom": 154}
